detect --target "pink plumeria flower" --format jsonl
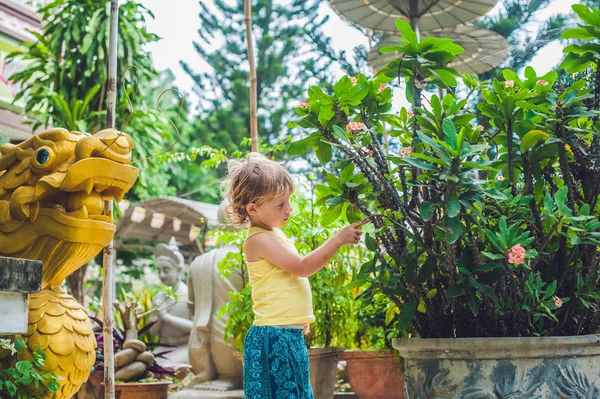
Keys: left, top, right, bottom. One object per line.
{"left": 536, "top": 80, "right": 549, "bottom": 87}
{"left": 553, "top": 295, "right": 563, "bottom": 308}
{"left": 505, "top": 80, "right": 515, "bottom": 88}
{"left": 398, "top": 146, "right": 413, "bottom": 158}
{"left": 300, "top": 101, "right": 309, "bottom": 108}
{"left": 349, "top": 76, "right": 357, "bottom": 85}
{"left": 407, "top": 110, "right": 415, "bottom": 118}
{"left": 510, "top": 244, "right": 526, "bottom": 257}
{"left": 508, "top": 254, "right": 525, "bottom": 265}
{"left": 378, "top": 84, "right": 386, "bottom": 93}
{"left": 346, "top": 121, "right": 366, "bottom": 132}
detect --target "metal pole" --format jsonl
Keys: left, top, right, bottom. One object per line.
{"left": 409, "top": 0, "right": 420, "bottom": 41}
{"left": 103, "top": 1, "right": 119, "bottom": 398}
{"left": 244, "top": 0, "right": 258, "bottom": 152}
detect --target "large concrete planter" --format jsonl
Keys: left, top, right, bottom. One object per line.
{"left": 394, "top": 334, "right": 600, "bottom": 398}
{"left": 342, "top": 350, "right": 404, "bottom": 399}
{"left": 309, "top": 347, "right": 344, "bottom": 399}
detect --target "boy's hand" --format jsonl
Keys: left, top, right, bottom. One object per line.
{"left": 335, "top": 219, "right": 369, "bottom": 245}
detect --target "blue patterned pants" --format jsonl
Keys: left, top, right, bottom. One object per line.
{"left": 243, "top": 325, "right": 314, "bottom": 399}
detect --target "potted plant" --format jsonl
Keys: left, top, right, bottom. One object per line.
{"left": 0, "top": 336, "right": 62, "bottom": 399}
{"left": 86, "top": 290, "right": 177, "bottom": 399}
{"left": 289, "top": 5, "right": 600, "bottom": 396}
{"left": 341, "top": 294, "right": 405, "bottom": 399}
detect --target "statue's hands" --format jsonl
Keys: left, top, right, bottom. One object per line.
{"left": 196, "top": 325, "right": 209, "bottom": 334}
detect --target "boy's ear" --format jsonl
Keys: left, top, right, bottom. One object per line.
{"left": 246, "top": 203, "right": 257, "bottom": 216}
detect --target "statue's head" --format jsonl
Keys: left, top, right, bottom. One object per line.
{"left": 153, "top": 237, "right": 185, "bottom": 288}
{"left": 0, "top": 128, "right": 138, "bottom": 287}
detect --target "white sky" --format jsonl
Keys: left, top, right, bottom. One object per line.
{"left": 141, "top": 0, "right": 581, "bottom": 110}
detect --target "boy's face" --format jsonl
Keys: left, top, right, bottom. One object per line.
{"left": 247, "top": 191, "right": 293, "bottom": 229}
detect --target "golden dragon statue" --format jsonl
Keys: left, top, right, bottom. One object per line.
{"left": 0, "top": 128, "right": 138, "bottom": 398}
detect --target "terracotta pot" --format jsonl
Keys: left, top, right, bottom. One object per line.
{"left": 342, "top": 350, "right": 404, "bottom": 399}
{"left": 113, "top": 381, "right": 170, "bottom": 399}
{"left": 309, "top": 347, "right": 344, "bottom": 399}
{"left": 394, "top": 334, "right": 600, "bottom": 397}
{"left": 233, "top": 347, "right": 342, "bottom": 398}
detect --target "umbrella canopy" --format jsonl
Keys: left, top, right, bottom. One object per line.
{"left": 368, "top": 25, "right": 510, "bottom": 75}
{"left": 115, "top": 196, "right": 220, "bottom": 245}
{"left": 330, "top": 0, "right": 498, "bottom": 33}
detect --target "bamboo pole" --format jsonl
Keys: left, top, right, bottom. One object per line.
{"left": 102, "top": 0, "right": 119, "bottom": 398}
{"left": 244, "top": 0, "right": 258, "bottom": 152}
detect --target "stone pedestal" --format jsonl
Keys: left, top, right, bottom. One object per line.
{"left": 0, "top": 256, "right": 42, "bottom": 334}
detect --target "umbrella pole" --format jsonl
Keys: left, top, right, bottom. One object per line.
{"left": 410, "top": 15, "right": 420, "bottom": 41}
{"left": 103, "top": 1, "right": 119, "bottom": 398}
{"left": 409, "top": 0, "right": 420, "bottom": 41}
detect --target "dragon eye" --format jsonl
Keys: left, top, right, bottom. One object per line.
{"left": 36, "top": 148, "right": 50, "bottom": 165}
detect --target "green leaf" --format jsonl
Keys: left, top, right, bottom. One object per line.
{"left": 446, "top": 217, "right": 463, "bottom": 244}
{"left": 318, "top": 105, "right": 335, "bottom": 125}
{"left": 403, "top": 157, "right": 437, "bottom": 170}
{"left": 442, "top": 119, "right": 458, "bottom": 152}
{"left": 555, "top": 186, "right": 572, "bottom": 216}
{"left": 544, "top": 280, "right": 557, "bottom": 300}
{"left": 446, "top": 284, "right": 465, "bottom": 298}
{"left": 395, "top": 19, "right": 417, "bottom": 45}
{"left": 315, "top": 141, "right": 332, "bottom": 163}
{"left": 398, "top": 300, "right": 417, "bottom": 330}
{"left": 321, "top": 204, "right": 342, "bottom": 226}
{"left": 520, "top": 130, "right": 550, "bottom": 152}
{"left": 6, "top": 380, "right": 16, "bottom": 396}
{"left": 467, "top": 292, "right": 481, "bottom": 316}
{"left": 332, "top": 125, "right": 348, "bottom": 141}
{"left": 530, "top": 144, "right": 558, "bottom": 163}
{"left": 365, "top": 233, "right": 378, "bottom": 252}
{"left": 572, "top": 5, "right": 600, "bottom": 28}
{"left": 447, "top": 193, "right": 461, "bottom": 218}
{"left": 386, "top": 303, "right": 398, "bottom": 325}
{"left": 416, "top": 256, "right": 437, "bottom": 284}
{"left": 420, "top": 200, "right": 438, "bottom": 222}
{"left": 288, "top": 134, "right": 319, "bottom": 156}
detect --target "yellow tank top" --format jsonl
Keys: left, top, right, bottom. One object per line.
{"left": 244, "top": 226, "right": 315, "bottom": 326}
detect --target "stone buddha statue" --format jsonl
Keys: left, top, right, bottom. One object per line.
{"left": 150, "top": 238, "right": 194, "bottom": 368}
{"left": 172, "top": 202, "right": 245, "bottom": 398}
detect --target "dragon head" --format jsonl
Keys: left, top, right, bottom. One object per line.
{"left": 0, "top": 128, "right": 138, "bottom": 288}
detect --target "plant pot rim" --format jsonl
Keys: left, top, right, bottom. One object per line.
{"left": 342, "top": 350, "right": 396, "bottom": 360}
{"left": 393, "top": 333, "right": 600, "bottom": 360}
{"left": 308, "top": 346, "right": 344, "bottom": 359}
{"left": 109, "top": 381, "right": 172, "bottom": 386}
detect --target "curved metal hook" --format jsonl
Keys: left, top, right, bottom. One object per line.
{"left": 130, "top": 88, "right": 185, "bottom": 164}
{"left": 97, "top": 65, "right": 140, "bottom": 155}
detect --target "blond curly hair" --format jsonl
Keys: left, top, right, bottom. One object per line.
{"left": 224, "top": 152, "right": 294, "bottom": 226}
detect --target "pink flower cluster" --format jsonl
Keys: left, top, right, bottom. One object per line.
{"left": 505, "top": 80, "right": 515, "bottom": 88}
{"left": 507, "top": 244, "right": 526, "bottom": 265}
{"left": 300, "top": 101, "right": 309, "bottom": 108}
{"left": 378, "top": 84, "right": 386, "bottom": 93}
{"left": 398, "top": 146, "right": 413, "bottom": 157}
{"left": 346, "top": 121, "right": 366, "bottom": 132}
{"left": 552, "top": 295, "right": 563, "bottom": 308}
{"left": 536, "top": 80, "right": 549, "bottom": 87}
{"left": 349, "top": 77, "right": 357, "bottom": 85}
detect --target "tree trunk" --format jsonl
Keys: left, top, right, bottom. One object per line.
{"left": 245, "top": 0, "right": 258, "bottom": 152}
{"left": 66, "top": 265, "right": 87, "bottom": 304}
